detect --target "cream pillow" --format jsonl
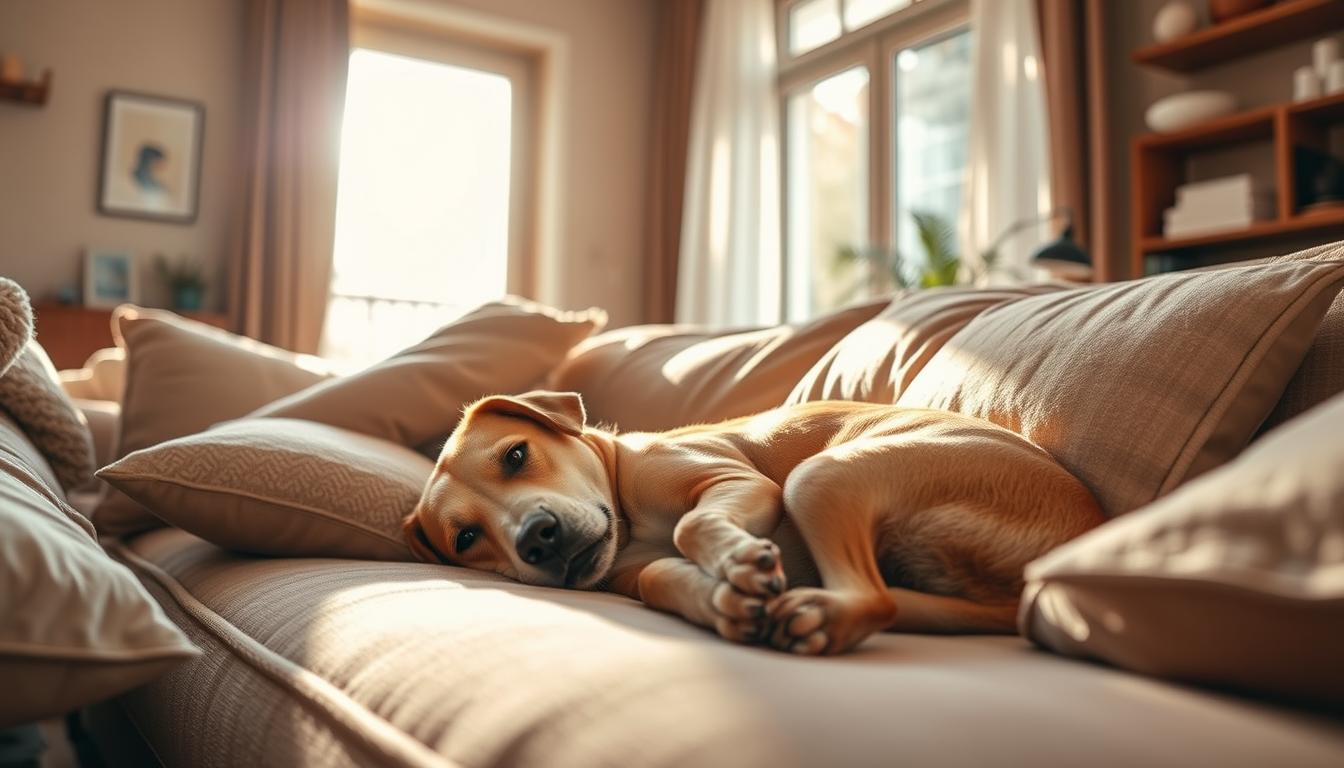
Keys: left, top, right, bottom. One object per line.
{"left": 252, "top": 297, "right": 605, "bottom": 448}
{"left": 0, "top": 420, "right": 197, "bottom": 727}
{"left": 786, "top": 285, "right": 1061, "bottom": 407}
{"left": 550, "top": 298, "right": 887, "bottom": 431}
{"left": 94, "top": 306, "right": 335, "bottom": 534}
{"left": 98, "top": 419, "right": 434, "bottom": 561}
{"left": 1020, "top": 390, "right": 1344, "bottom": 704}
{"left": 897, "top": 259, "right": 1344, "bottom": 516}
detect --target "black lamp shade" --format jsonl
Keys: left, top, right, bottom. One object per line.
{"left": 1031, "top": 224, "right": 1092, "bottom": 280}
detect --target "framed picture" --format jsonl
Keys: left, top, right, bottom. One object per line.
{"left": 83, "top": 249, "right": 139, "bottom": 309}
{"left": 97, "top": 91, "right": 204, "bottom": 224}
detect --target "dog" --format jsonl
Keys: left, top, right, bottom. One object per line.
{"left": 404, "top": 391, "right": 1105, "bottom": 655}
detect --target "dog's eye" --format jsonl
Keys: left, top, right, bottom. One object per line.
{"left": 502, "top": 442, "right": 528, "bottom": 474}
{"left": 455, "top": 527, "right": 479, "bottom": 554}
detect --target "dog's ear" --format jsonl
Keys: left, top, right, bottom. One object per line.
{"left": 467, "top": 391, "right": 587, "bottom": 436}
{"left": 403, "top": 511, "right": 448, "bottom": 564}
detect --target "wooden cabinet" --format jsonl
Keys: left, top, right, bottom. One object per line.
{"left": 33, "top": 304, "right": 230, "bottom": 370}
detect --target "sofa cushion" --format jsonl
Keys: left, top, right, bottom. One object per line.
{"left": 897, "top": 259, "right": 1344, "bottom": 516}
{"left": 0, "top": 417, "right": 197, "bottom": 727}
{"left": 1261, "top": 241, "right": 1344, "bottom": 432}
{"left": 550, "top": 299, "right": 887, "bottom": 431}
{"left": 1020, "top": 389, "right": 1344, "bottom": 704}
{"left": 106, "top": 527, "right": 1344, "bottom": 767}
{"left": 786, "top": 285, "right": 1062, "bottom": 406}
{"left": 99, "top": 419, "right": 431, "bottom": 561}
{"left": 253, "top": 297, "right": 604, "bottom": 448}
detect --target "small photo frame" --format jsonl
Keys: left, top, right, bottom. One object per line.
{"left": 98, "top": 91, "right": 204, "bottom": 224}
{"left": 84, "top": 249, "right": 139, "bottom": 309}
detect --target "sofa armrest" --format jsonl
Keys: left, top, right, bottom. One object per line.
{"left": 59, "top": 347, "right": 125, "bottom": 403}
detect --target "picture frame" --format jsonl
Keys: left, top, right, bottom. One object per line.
{"left": 97, "top": 90, "right": 205, "bottom": 224}
{"left": 83, "top": 249, "right": 139, "bottom": 309}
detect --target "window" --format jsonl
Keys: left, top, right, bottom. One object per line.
{"left": 323, "top": 20, "right": 534, "bottom": 363}
{"left": 779, "top": 0, "right": 971, "bottom": 320}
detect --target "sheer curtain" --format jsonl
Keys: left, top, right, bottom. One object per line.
{"left": 963, "top": 0, "right": 1052, "bottom": 279}
{"left": 676, "top": 0, "right": 781, "bottom": 326}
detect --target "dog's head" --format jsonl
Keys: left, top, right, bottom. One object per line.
{"left": 404, "top": 390, "right": 618, "bottom": 589}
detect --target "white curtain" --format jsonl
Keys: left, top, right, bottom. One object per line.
{"left": 963, "top": 0, "right": 1053, "bottom": 280}
{"left": 676, "top": 0, "right": 781, "bottom": 326}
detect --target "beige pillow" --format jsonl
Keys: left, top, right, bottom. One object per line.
{"left": 897, "top": 259, "right": 1344, "bottom": 516}
{"left": 98, "top": 419, "right": 434, "bottom": 561}
{"left": 0, "top": 419, "right": 197, "bottom": 727}
{"left": 550, "top": 298, "right": 887, "bottom": 431}
{"left": 252, "top": 297, "right": 605, "bottom": 447}
{"left": 1020, "top": 390, "right": 1344, "bottom": 704}
{"left": 1261, "top": 241, "right": 1344, "bottom": 432}
{"left": 94, "top": 306, "right": 335, "bottom": 534}
{"left": 786, "top": 285, "right": 1061, "bottom": 407}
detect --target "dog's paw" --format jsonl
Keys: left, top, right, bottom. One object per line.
{"left": 719, "top": 538, "right": 786, "bottom": 599}
{"left": 766, "top": 588, "right": 896, "bottom": 656}
{"left": 709, "top": 580, "right": 771, "bottom": 644}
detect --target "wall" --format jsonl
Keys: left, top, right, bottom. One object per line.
{"left": 0, "top": 0, "right": 245, "bottom": 310}
{"left": 1104, "top": 0, "right": 1339, "bottom": 276}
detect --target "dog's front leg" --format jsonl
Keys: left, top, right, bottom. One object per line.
{"left": 673, "top": 476, "right": 788, "bottom": 600}
{"left": 635, "top": 557, "right": 771, "bottom": 644}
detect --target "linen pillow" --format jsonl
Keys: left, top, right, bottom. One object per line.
{"left": 549, "top": 298, "right": 888, "bottom": 432}
{"left": 98, "top": 419, "right": 434, "bottom": 561}
{"left": 93, "top": 306, "right": 335, "bottom": 534}
{"left": 1260, "top": 241, "right": 1344, "bottom": 432}
{"left": 897, "top": 259, "right": 1344, "bottom": 516}
{"left": 0, "top": 418, "right": 197, "bottom": 727}
{"left": 252, "top": 297, "right": 605, "bottom": 448}
{"left": 786, "top": 285, "right": 1062, "bottom": 407}
{"left": 1019, "top": 390, "right": 1344, "bottom": 704}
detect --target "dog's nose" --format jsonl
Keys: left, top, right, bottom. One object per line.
{"left": 515, "top": 510, "right": 562, "bottom": 566}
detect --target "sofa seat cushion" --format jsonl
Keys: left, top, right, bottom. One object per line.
{"left": 109, "top": 528, "right": 1344, "bottom": 768}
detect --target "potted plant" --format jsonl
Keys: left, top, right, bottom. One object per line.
{"left": 834, "top": 210, "right": 1008, "bottom": 298}
{"left": 153, "top": 254, "right": 206, "bottom": 311}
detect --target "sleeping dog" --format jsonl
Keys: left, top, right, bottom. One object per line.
{"left": 404, "top": 391, "right": 1105, "bottom": 655}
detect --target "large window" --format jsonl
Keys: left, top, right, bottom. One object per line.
{"left": 779, "top": 0, "right": 971, "bottom": 320}
{"left": 323, "top": 20, "right": 533, "bottom": 363}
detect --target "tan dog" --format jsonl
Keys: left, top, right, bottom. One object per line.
{"left": 404, "top": 391, "right": 1105, "bottom": 654}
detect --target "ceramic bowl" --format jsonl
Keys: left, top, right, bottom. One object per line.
{"left": 1145, "top": 91, "right": 1237, "bottom": 133}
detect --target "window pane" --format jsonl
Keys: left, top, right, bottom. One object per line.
{"left": 893, "top": 30, "right": 972, "bottom": 282}
{"left": 844, "top": 0, "right": 911, "bottom": 30}
{"left": 786, "top": 66, "right": 869, "bottom": 320}
{"left": 325, "top": 48, "right": 512, "bottom": 363}
{"left": 789, "top": 0, "right": 842, "bottom": 56}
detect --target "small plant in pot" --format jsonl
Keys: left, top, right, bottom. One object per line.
{"left": 153, "top": 254, "right": 206, "bottom": 312}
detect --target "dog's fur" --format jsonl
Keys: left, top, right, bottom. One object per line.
{"left": 404, "top": 391, "right": 1105, "bottom": 654}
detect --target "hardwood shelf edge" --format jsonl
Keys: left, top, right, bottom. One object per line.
{"left": 1139, "top": 211, "right": 1344, "bottom": 253}
{"left": 1132, "top": 0, "right": 1344, "bottom": 73}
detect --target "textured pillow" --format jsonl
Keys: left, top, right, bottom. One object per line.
{"left": 98, "top": 419, "right": 434, "bottom": 561}
{"left": 1261, "top": 241, "right": 1344, "bottom": 432}
{"left": 0, "top": 342, "right": 97, "bottom": 492}
{"left": 252, "top": 297, "right": 605, "bottom": 448}
{"left": 550, "top": 298, "right": 887, "bottom": 431}
{"left": 786, "top": 286, "right": 1062, "bottom": 407}
{"left": 1020, "top": 390, "right": 1344, "bottom": 704}
{"left": 0, "top": 419, "right": 197, "bottom": 727}
{"left": 897, "top": 259, "right": 1344, "bottom": 516}
{"left": 93, "top": 306, "right": 335, "bottom": 535}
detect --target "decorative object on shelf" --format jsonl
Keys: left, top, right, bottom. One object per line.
{"left": 1328, "top": 60, "right": 1344, "bottom": 94}
{"left": 1163, "top": 174, "right": 1273, "bottom": 238}
{"left": 1208, "top": 0, "right": 1271, "bottom": 23}
{"left": 1144, "top": 90, "right": 1236, "bottom": 132}
{"left": 1312, "top": 37, "right": 1339, "bottom": 80}
{"left": 1, "top": 53, "right": 21, "bottom": 81}
{"left": 1294, "top": 65, "right": 1322, "bottom": 101}
{"left": 153, "top": 254, "right": 207, "bottom": 311}
{"left": 1153, "top": 1, "right": 1199, "bottom": 43}
{"left": 83, "top": 249, "right": 138, "bottom": 309}
{"left": 97, "top": 91, "right": 204, "bottom": 224}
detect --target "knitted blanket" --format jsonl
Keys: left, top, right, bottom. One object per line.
{"left": 0, "top": 278, "right": 95, "bottom": 492}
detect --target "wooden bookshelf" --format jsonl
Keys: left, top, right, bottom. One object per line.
{"left": 0, "top": 69, "right": 51, "bottom": 106}
{"left": 1131, "top": 91, "right": 1344, "bottom": 276}
{"left": 1133, "top": 0, "right": 1344, "bottom": 73}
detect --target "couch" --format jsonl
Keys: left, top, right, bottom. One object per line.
{"left": 23, "top": 257, "right": 1344, "bottom": 767}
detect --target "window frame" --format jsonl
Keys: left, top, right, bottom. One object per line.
{"left": 776, "top": 0, "right": 969, "bottom": 320}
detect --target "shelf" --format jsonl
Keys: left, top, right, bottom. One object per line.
{"left": 1139, "top": 209, "right": 1344, "bottom": 253}
{"left": 1136, "top": 106, "right": 1276, "bottom": 152}
{"left": 1133, "top": 0, "right": 1344, "bottom": 73}
{"left": 0, "top": 70, "right": 52, "bottom": 106}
